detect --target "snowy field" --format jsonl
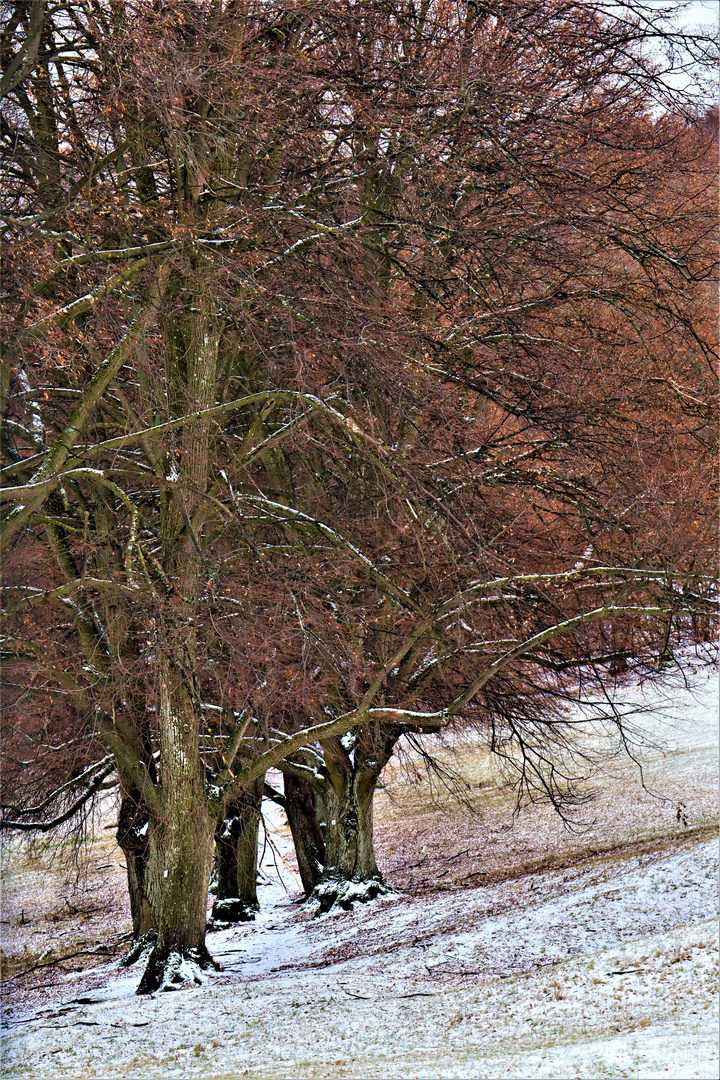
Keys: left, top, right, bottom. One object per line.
{"left": 1, "top": 659, "right": 718, "bottom": 1079}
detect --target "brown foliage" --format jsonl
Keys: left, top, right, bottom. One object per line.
{"left": 0, "top": 0, "right": 717, "bottom": 965}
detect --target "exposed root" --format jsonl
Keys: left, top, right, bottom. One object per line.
{"left": 136, "top": 943, "right": 219, "bottom": 995}
{"left": 310, "top": 876, "right": 394, "bottom": 916}
{"left": 207, "top": 897, "right": 258, "bottom": 929}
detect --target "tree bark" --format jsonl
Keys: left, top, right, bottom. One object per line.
{"left": 137, "top": 806, "right": 216, "bottom": 993}
{"left": 136, "top": 674, "right": 217, "bottom": 994}
{"left": 137, "top": 293, "right": 221, "bottom": 992}
{"left": 211, "top": 775, "right": 264, "bottom": 923}
{"left": 312, "top": 725, "right": 401, "bottom": 913}
{"left": 116, "top": 792, "right": 154, "bottom": 939}
{"left": 283, "top": 772, "right": 325, "bottom": 896}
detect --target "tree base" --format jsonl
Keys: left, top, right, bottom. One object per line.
{"left": 207, "top": 897, "right": 259, "bottom": 929}
{"left": 119, "top": 930, "right": 157, "bottom": 968}
{"left": 136, "top": 942, "right": 219, "bottom": 995}
{"left": 310, "top": 876, "right": 392, "bottom": 915}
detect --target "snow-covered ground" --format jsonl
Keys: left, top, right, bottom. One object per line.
{"left": 1, "top": 660, "right": 718, "bottom": 1079}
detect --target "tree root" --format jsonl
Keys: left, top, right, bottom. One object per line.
{"left": 136, "top": 943, "right": 219, "bottom": 995}
{"left": 310, "top": 876, "right": 393, "bottom": 915}
{"left": 207, "top": 896, "right": 258, "bottom": 929}
{"left": 119, "top": 930, "right": 157, "bottom": 968}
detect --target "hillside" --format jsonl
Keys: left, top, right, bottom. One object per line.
{"left": 2, "top": 655, "right": 717, "bottom": 1079}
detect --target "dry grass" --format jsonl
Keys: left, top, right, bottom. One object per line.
{"left": 1, "top": 822, "right": 131, "bottom": 1003}
{"left": 375, "top": 680, "right": 719, "bottom": 893}
{"left": 2, "top": 683, "right": 718, "bottom": 1002}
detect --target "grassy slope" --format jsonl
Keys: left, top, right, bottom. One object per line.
{"left": 1, "top": 659, "right": 717, "bottom": 1079}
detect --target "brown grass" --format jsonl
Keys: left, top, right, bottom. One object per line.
{"left": 374, "top": 721, "right": 719, "bottom": 893}
{"left": 1, "top": 824, "right": 131, "bottom": 1004}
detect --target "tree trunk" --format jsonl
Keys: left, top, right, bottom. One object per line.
{"left": 137, "top": 804, "right": 216, "bottom": 993}
{"left": 314, "top": 777, "right": 385, "bottom": 913}
{"left": 136, "top": 679, "right": 217, "bottom": 994}
{"left": 312, "top": 725, "right": 401, "bottom": 913}
{"left": 284, "top": 772, "right": 325, "bottom": 895}
{"left": 136, "top": 292, "right": 221, "bottom": 993}
{"left": 116, "top": 792, "right": 154, "bottom": 939}
{"left": 211, "top": 775, "right": 264, "bottom": 923}
{"left": 114, "top": 714, "right": 160, "bottom": 948}
{"left": 659, "top": 618, "right": 675, "bottom": 668}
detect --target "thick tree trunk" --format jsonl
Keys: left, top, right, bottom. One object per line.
{"left": 135, "top": 295, "right": 221, "bottom": 993}
{"left": 211, "top": 775, "right": 264, "bottom": 923}
{"left": 312, "top": 726, "right": 401, "bottom": 913}
{"left": 284, "top": 772, "right": 325, "bottom": 895}
{"left": 137, "top": 804, "right": 216, "bottom": 993}
{"left": 314, "top": 777, "right": 386, "bottom": 913}
{"left": 114, "top": 716, "right": 160, "bottom": 946}
{"left": 136, "top": 680, "right": 217, "bottom": 994}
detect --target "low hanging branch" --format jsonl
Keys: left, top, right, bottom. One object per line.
{"left": 2, "top": 755, "right": 114, "bottom": 818}
{"left": 0, "top": 759, "right": 116, "bottom": 833}
{"left": 356, "top": 568, "right": 715, "bottom": 712}
{"left": 229, "top": 601, "right": 682, "bottom": 796}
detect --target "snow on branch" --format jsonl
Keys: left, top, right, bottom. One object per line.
{"left": 2, "top": 755, "right": 114, "bottom": 818}
{"left": 231, "top": 601, "right": 691, "bottom": 794}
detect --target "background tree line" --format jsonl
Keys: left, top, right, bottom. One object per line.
{"left": 1, "top": 0, "right": 716, "bottom": 992}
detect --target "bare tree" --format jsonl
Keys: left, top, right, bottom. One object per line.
{"left": 1, "top": 1, "right": 716, "bottom": 990}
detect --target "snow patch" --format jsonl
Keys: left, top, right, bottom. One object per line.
{"left": 154, "top": 950, "right": 209, "bottom": 993}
